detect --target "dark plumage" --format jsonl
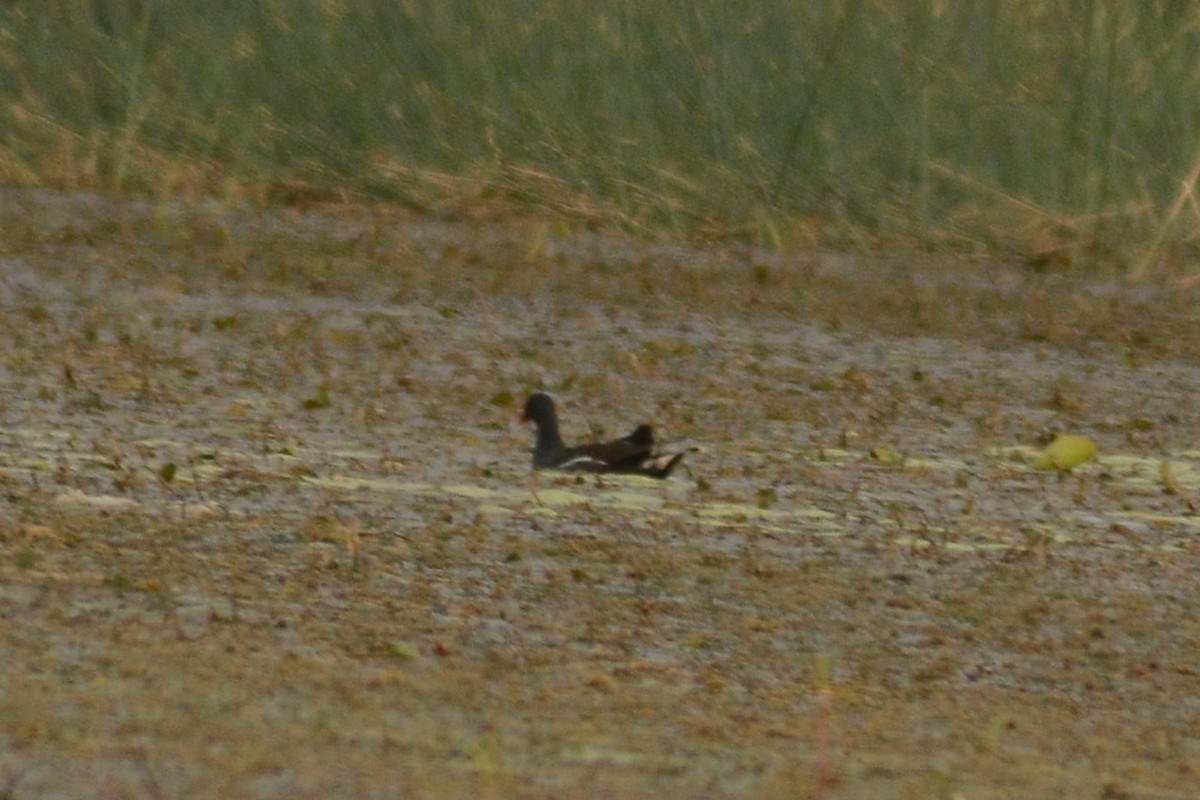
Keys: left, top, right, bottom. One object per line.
{"left": 520, "top": 392, "right": 685, "bottom": 478}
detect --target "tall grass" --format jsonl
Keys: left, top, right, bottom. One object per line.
{"left": 2, "top": 1, "right": 1199, "bottom": 265}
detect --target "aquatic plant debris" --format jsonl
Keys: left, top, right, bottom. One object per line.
{"left": 1033, "top": 434, "right": 1099, "bottom": 471}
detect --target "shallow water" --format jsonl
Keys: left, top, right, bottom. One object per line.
{"left": 3, "top": 188, "right": 1200, "bottom": 799}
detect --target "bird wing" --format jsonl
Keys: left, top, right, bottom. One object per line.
{"left": 556, "top": 437, "right": 653, "bottom": 472}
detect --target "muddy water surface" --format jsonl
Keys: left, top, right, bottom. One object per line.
{"left": 2, "top": 188, "right": 1200, "bottom": 798}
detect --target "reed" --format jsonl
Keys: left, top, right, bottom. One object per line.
{"left": 2, "top": 1, "right": 1197, "bottom": 266}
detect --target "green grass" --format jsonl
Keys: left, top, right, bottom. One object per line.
{"left": 2, "top": 1, "right": 1199, "bottom": 265}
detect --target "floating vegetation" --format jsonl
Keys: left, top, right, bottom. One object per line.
{"left": 1033, "top": 434, "right": 1099, "bottom": 472}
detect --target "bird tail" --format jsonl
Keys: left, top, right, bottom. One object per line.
{"left": 642, "top": 452, "right": 685, "bottom": 478}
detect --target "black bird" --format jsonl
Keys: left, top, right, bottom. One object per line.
{"left": 520, "top": 392, "right": 685, "bottom": 478}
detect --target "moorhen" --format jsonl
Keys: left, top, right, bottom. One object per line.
{"left": 520, "top": 392, "right": 685, "bottom": 478}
